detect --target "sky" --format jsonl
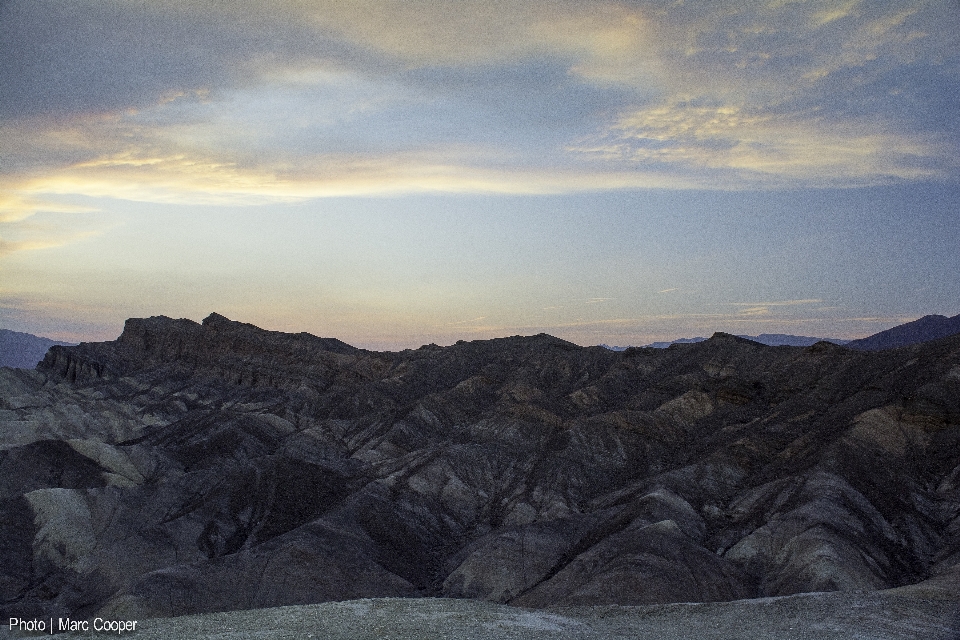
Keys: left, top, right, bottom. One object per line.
{"left": 1, "top": 0, "right": 958, "bottom": 349}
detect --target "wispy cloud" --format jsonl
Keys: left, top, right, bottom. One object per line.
{"left": 572, "top": 101, "right": 948, "bottom": 186}
{"left": 447, "top": 316, "right": 487, "bottom": 326}
{"left": 4, "top": 95, "right": 707, "bottom": 204}
{"left": 0, "top": 192, "right": 104, "bottom": 255}
{"left": 10, "top": 151, "right": 707, "bottom": 205}
{"left": 723, "top": 299, "right": 824, "bottom": 317}
{"left": 0, "top": 229, "right": 101, "bottom": 256}
{"left": 0, "top": 194, "right": 98, "bottom": 224}
{"left": 727, "top": 299, "right": 823, "bottom": 307}
{"left": 0, "top": 237, "right": 71, "bottom": 256}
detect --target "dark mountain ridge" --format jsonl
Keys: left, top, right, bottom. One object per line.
{"left": 846, "top": 313, "right": 960, "bottom": 351}
{"left": 627, "top": 333, "right": 850, "bottom": 349}
{"left": 1, "top": 313, "right": 958, "bottom": 622}
{"left": 608, "top": 313, "right": 960, "bottom": 351}
{"left": 0, "top": 328, "right": 76, "bottom": 369}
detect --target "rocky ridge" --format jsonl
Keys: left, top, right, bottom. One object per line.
{"left": 1, "top": 313, "right": 959, "bottom": 622}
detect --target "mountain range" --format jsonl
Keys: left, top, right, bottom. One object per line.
{"left": 6, "top": 313, "right": 958, "bottom": 366}
{"left": 605, "top": 333, "right": 851, "bottom": 350}
{"left": 604, "top": 314, "right": 960, "bottom": 351}
{"left": 0, "top": 328, "right": 76, "bottom": 369}
{"left": 845, "top": 313, "right": 960, "bottom": 351}
{"left": 0, "top": 311, "right": 958, "bottom": 631}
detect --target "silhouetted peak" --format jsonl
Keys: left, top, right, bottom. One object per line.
{"left": 201, "top": 312, "right": 232, "bottom": 327}
{"left": 846, "top": 313, "right": 960, "bottom": 351}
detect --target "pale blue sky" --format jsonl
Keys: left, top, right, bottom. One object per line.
{"left": 2, "top": 1, "right": 958, "bottom": 347}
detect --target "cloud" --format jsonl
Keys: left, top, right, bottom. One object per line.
{"left": 557, "top": 1, "right": 957, "bottom": 186}
{"left": 723, "top": 300, "right": 824, "bottom": 316}
{"left": 728, "top": 299, "right": 823, "bottom": 306}
{"left": 0, "top": 191, "right": 103, "bottom": 255}
{"left": 12, "top": 150, "right": 702, "bottom": 204}
{"left": 715, "top": 299, "right": 824, "bottom": 318}
{"left": 0, "top": 66, "right": 696, "bottom": 205}
{"left": 5, "top": 1, "right": 942, "bottom": 112}
{"left": 653, "top": 1, "right": 946, "bottom": 95}
{"left": 0, "top": 194, "right": 97, "bottom": 223}
{"left": 0, "top": 229, "right": 100, "bottom": 256}
{"left": 249, "top": 0, "right": 664, "bottom": 85}
{"left": 1, "top": 0, "right": 956, "bottom": 202}
{"left": 736, "top": 306, "right": 773, "bottom": 317}
{"left": 3, "top": 91, "right": 707, "bottom": 204}
{"left": 810, "top": 1, "right": 860, "bottom": 27}
{"left": 1, "top": 0, "right": 658, "bottom": 118}
{"left": 572, "top": 100, "right": 949, "bottom": 186}
{"left": 447, "top": 316, "right": 487, "bottom": 326}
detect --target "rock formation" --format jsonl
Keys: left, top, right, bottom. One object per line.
{"left": 1, "top": 313, "right": 958, "bottom": 621}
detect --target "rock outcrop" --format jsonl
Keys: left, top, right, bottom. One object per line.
{"left": 1, "top": 313, "right": 959, "bottom": 620}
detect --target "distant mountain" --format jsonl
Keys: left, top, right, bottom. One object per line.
{"left": 742, "top": 333, "right": 851, "bottom": 347}
{"left": 603, "top": 334, "right": 849, "bottom": 350}
{"left": 846, "top": 313, "right": 960, "bottom": 351}
{"left": 642, "top": 337, "right": 709, "bottom": 349}
{"left": 0, "top": 328, "right": 77, "bottom": 368}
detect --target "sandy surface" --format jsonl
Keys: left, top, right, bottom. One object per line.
{"left": 4, "top": 591, "right": 958, "bottom": 639}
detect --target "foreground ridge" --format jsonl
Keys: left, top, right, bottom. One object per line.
{"left": 1, "top": 313, "right": 958, "bottom": 623}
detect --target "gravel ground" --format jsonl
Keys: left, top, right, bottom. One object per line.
{"left": 5, "top": 592, "right": 958, "bottom": 640}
